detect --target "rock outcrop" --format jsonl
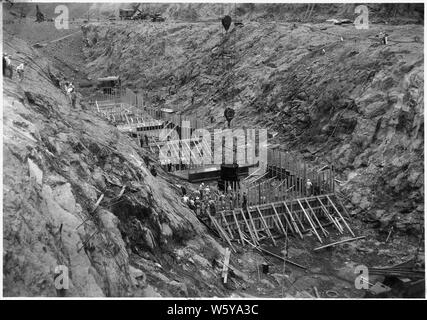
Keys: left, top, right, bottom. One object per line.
{"left": 3, "top": 34, "right": 227, "bottom": 297}
{"left": 82, "top": 20, "right": 423, "bottom": 236}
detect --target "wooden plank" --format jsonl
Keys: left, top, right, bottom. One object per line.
{"left": 246, "top": 208, "right": 260, "bottom": 241}
{"left": 222, "top": 248, "right": 231, "bottom": 283}
{"left": 313, "top": 236, "right": 366, "bottom": 252}
{"left": 91, "top": 194, "right": 104, "bottom": 214}
{"left": 334, "top": 216, "right": 344, "bottom": 233}
{"left": 292, "top": 205, "right": 306, "bottom": 231}
{"left": 336, "top": 197, "right": 351, "bottom": 219}
{"left": 305, "top": 199, "right": 329, "bottom": 237}
{"left": 282, "top": 201, "right": 303, "bottom": 239}
{"left": 317, "top": 196, "right": 343, "bottom": 234}
{"left": 271, "top": 214, "right": 283, "bottom": 236}
{"left": 220, "top": 211, "right": 234, "bottom": 240}
{"left": 231, "top": 209, "right": 245, "bottom": 244}
{"left": 313, "top": 286, "right": 320, "bottom": 298}
{"left": 208, "top": 214, "right": 236, "bottom": 252}
{"left": 256, "top": 206, "right": 277, "bottom": 246}
{"left": 271, "top": 203, "right": 287, "bottom": 235}
{"left": 297, "top": 199, "right": 323, "bottom": 243}
{"left": 326, "top": 195, "right": 355, "bottom": 236}
{"left": 243, "top": 240, "right": 307, "bottom": 270}
{"left": 240, "top": 209, "right": 259, "bottom": 246}
{"left": 276, "top": 202, "right": 295, "bottom": 234}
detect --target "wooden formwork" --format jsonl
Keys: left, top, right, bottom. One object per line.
{"left": 209, "top": 194, "right": 354, "bottom": 246}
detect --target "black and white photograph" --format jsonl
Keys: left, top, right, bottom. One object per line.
{"left": 1, "top": 0, "right": 425, "bottom": 304}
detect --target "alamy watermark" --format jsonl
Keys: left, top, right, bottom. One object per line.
{"left": 354, "top": 264, "right": 370, "bottom": 289}
{"left": 54, "top": 265, "right": 69, "bottom": 290}
{"left": 354, "top": 5, "right": 369, "bottom": 30}
{"left": 54, "top": 5, "right": 69, "bottom": 30}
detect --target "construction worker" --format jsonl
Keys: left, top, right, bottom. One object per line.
{"left": 150, "top": 165, "right": 157, "bottom": 177}
{"left": 70, "top": 91, "right": 77, "bottom": 108}
{"left": 2, "top": 54, "right": 6, "bottom": 76}
{"left": 180, "top": 185, "right": 187, "bottom": 196}
{"left": 242, "top": 192, "right": 248, "bottom": 208}
{"left": 3, "top": 54, "right": 13, "bottom": 78}
{"left": 209, "top": 199, "right": 216, "bottom": 217}
{"left": 66, "top": 82, "right": 75, "bottom": 94}
{"left": 261, "top": 195, "right": 266, "bottom": 204}
{"left": 220, "top": 192, "right": 226, "bottom": 210}
{"left": 204, "top": 185, "right": 211, "bottom": 198}
{"left": 306, "top": 178, "right": 313, "bottom": 196}
{"left": 16, "top": 62, "right": 25, "bottom": 82}
{"left": 182, "top": 194, "right": 189, "bottom": 204}
{"left": 199, "top": 183, "right": 205, "bottom": 199}
{"left": 194, "top": 197, "right": 201, "bottom": 214}
{"left": 378, "top": 31, "right": 389, "bottom": 45}
{"left": 188, "top": 198, "right": 196, "bottom": 211}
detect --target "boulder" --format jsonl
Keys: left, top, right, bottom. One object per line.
{"left": 169, "top": 280, "right": 188, "bottom": 296}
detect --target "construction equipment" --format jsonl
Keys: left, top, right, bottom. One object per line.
{"left": 35, "top": 5, "right": 45, "bottom": 23}
{"left": 119, "top": 9, "right": 135, "bottom": 20}
{"left": 97, "top": 76, "right": 121, "bottom": 94}
{"left": 151, "top": 13, "right": 165, "bottom": 22}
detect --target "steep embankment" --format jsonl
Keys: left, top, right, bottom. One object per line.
{"left": 3, "top": 34, "right": 229, "bottom": 297}
{"left": 82, "top": 19, "right": 423, "bottom": 237}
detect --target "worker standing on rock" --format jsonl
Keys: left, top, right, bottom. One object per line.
{"left": 378, "top": 31, "right": 389, "bottom": 45}
{"left": 180, "top": 185, "right": 187, "bottom": 196}
{"left": 16, "top": 62, "right": 25, "bottom": 82}
{"left": 65, "top": 82, "right": 77, "bottom": 108}
{"left": 306, "top": 179, "right": 313, "bottom": 196}
{"left": 182, "top": 194, "right": 189, "bottom": 204}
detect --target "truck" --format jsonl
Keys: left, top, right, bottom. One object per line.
{"left": 96, "top": 76, "right": 121, "bottom": 94}
{"left": 119, "top": 9, "right": 135, "bottom": 20}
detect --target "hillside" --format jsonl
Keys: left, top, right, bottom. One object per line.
{"left": 82, "top": 18, "right": 424, "bottom": 236}
{"left": 2, "top": 34, "right": 232, "bottom": 297}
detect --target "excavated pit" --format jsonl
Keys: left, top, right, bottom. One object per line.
{"left": 2, "top": 4, "right": 424, "bottom": 298}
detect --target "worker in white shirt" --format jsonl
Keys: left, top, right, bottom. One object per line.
{"left": 182, "top": 195, "right": 189, "bottom": 204}
{"left": 16, "top": 62, "right": 25, "bottom": 82}
{"left": 306, "top": 179, "right": 313, "bottom": 196}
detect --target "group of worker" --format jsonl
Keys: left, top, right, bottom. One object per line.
{"left": 3, "top": 53, "right": 26, "bottom": 82}
{"left": 62, "top": 80, "right": 77, "bottom": 108}
{"left": 2, "top": 52, "right": 79, "bottom": 110}
{"left": 180, "top": 182, "right": 250, "bottom": 219}
{"left": 181, "top": 182, "right": 215, "bottom": 217}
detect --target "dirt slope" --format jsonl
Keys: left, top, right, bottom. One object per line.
{"left": 2, "top": 34, "right": 230, "bottom": 297}
{"left": 82, "top": 19, "right": 423, "bottom": 237}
